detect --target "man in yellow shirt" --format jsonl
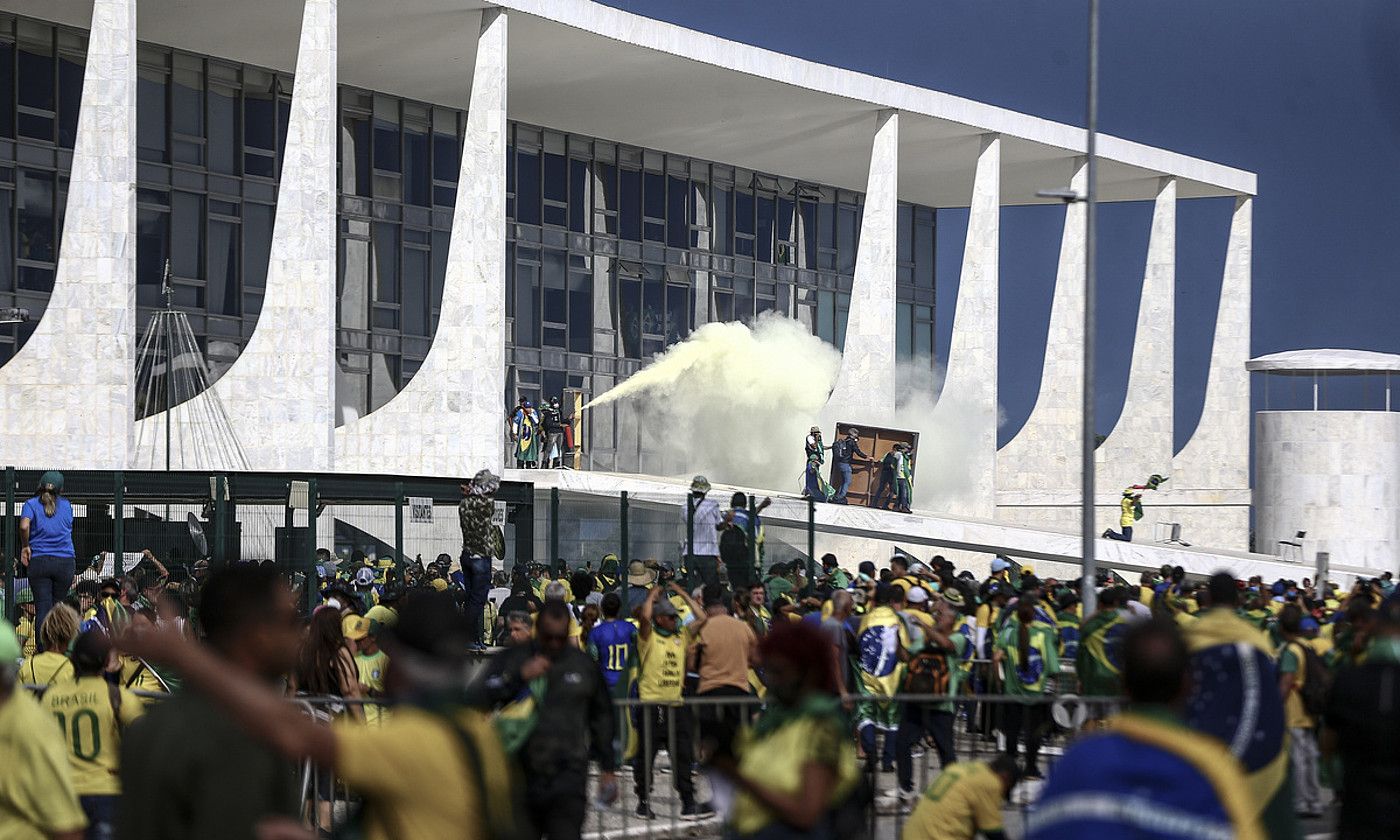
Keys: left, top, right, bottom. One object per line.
{"left": 0, "top": 622, "right": 87, "bottom": 840}
{"left": 632, "top": 584, "right": 710, "bottom": 819}
{"left": 123, "top": 588, "right": 519, "bottom": 840}
{"left": 42, "top": 630, "right": 144, "bottom": 837}
{"left": 902, "top": 756, "right": 1016, "bottom": 840}
{"left": 1277, "top": 604, "right": 1324, "bottom": 818}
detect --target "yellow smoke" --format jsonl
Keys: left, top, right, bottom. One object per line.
{"left": 584, "top": 314, "right": 842, "bottom": 491}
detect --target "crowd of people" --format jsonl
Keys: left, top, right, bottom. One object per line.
{"left": 4, "top": 469, "right": 1400, "bottom": 840}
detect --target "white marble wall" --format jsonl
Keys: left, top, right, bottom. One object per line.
{"left": 996, "top": 158, "right": 1086, "bottom": 497}
{"left": 935, "top": 134, "right": 1000, "bottom": 519}
{"left": 131, "top": 0, "right": 337, "bottom": 471}
{"left": 1096, "top": 177, "right": 1176, "bottom": 498}
{"left": 337, "top": 8, "right": 508, "bottom": 476}
{"left": 1256, "top": 410, "right": 1400, "bottom": 573}
{"left": 823, "top": 110, "right": 898, "bottom": 426}
{"left": 0, "top": 0, "right": 135, "bottom": 470}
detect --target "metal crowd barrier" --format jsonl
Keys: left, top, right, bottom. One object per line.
{"left": 21, "top": 684, "right": 1123, "bottom": 839}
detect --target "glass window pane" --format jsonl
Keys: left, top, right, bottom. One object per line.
{"left": 837, "top": 206, "right": 858, "bottom": 274}
{"left": 57, "top": 51, "right": 83, "bottom": 148}
{"left": 17, "top": 169, "right": 54, "bottom": 263}
{"left": 541, "top": 249, "right": 566, "bottom": 324}
{"left": 277, "top": 95, "right": 291, "bottom": 165}
{"left": 756, "top": 196, "right": 774, "bottom": 263}
{"left": 207, "top": 218, "right": 239, "bottom": 316}
{"left": 916, "top": 216, "right": 935, "bottom": 288}
{"left": 372, "top": 99, "right": 400, "bottom": 173}
{"left": 777, "top": 198, "right": 794, "bottom": 243}
{"left": 136, "top": 206, "right": 169, "bottom": 308}
{"left": 404, "top": 120, "right": 429, "bottom": 206}
{"left": 172, "top": 62, "right": 204, "bottom": 140}
{"left": 594, "top": 161, "right": 617, "bottom": 230}
{"left": 372, "top": 222, "right": 399, "bottom": 303}
{"left": 798, "top": 201, "right": 817, "bottom": 268}
{"left": 431, "top": 230, "right": 449, "bottom": 315}
{"left": 642, "top": 270, "right": 663, "bottom": 335}
{"left": 171, "top": 192, "right": 202, "bottom": 278}
{"left": 667, "top": 175, "right": 687, "bottom": 248}
{"left": 403, "top": 247, "right": 429, "bottom": 335}
{"left": 734, "top": 190, "right": 754, "bottom": 235}
{"left": 0, "top": 42, "right": 14, "bottom": 139}
{"left": 713, "top": 188, "right": 731, "bottom": 255}
{"left": 516, "top": 261, "right": 539, "bottom": 347}
{"left": 516, "top": 149, "right": 540, "bottom": 225}
{"left": 569, "top": 159, "right": 587, "bottom": 233}
{"left": 568, "top": 270, "right": 592, "bottom": 353}
{"left": 618, "top": 167, "right": 640, "bottom": 241}
{"left": 209, "top": 85, "right": 238, "bottom": 174}
{"left": 370, "top": 353, "right": 399, "bottom": 412}
{"left": 897, "top": 204, "right": 913, "bottom": 263}
{"left": 897, "top": 302, "right": 912, "bottom": 360}
{"left": 0, "top": 191, "right": 12, "bottom": 290}
{"left": 433, "top": 128, "right": 459, "bottom": 183}
{"left": 543, "top": 152, "right": 566, "bottom": 202}
{"left": 643, "top": 171, "right": 665, "bottom": 219}
{"left": 341, "top": 112, "right": 371, "bottom": 197}
{"left": 243, "top": 89, "right": 275, "bottom": 151}
{"left": 618, "top": 275, "right": 641, "bottom": 358}
{"left": 243, "top": 203, "right": 273, "bottom": 290}
{"left": 138, "top": 66, "right": 168, "bottom": 162}
{"left": 17, "top": 29, "right": 54, "bottom": 112}
{"left": 915, "top": 321, "right": 933, "bottom": 359}
{"left": 665, "top": 283, "right": 688, "bottom": 345}
{"left": 835, "top": 292, "right": 850, "bottom": 350}
{"left": 339, "top": 236, "right": 369, "bottom": 330}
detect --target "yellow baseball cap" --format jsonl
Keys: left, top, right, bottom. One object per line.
{"left": 342, "top": 614, "right": 370, "bottom": 641}
{"left": 365, "top": 604, "right": 398, "bottom": 632}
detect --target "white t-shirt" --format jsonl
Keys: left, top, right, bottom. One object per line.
{"left": 684, "top": 496, "right": 723, "bottom": 556}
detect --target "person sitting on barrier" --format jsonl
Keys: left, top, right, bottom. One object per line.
{"left": 705, "top": 619, "right": 863, "bottom": 839}
{"left": 901, "top": 754, "right": 1019, "bottom": 840}
{"left": 1027, "top": 618, "right": 1263, "bottom": 839}
{"left": 470, "top": 599, "right": 618, "bottom": 840}
{"left": 118, "top": 563, "right": 303, "bottom": 840}
{"left": 123, "top": 588, "right": 521, "bottom": 840}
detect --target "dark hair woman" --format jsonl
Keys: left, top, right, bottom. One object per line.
{"left": 19, "top": 471, "right": 76, "bottom": 647}
{"left": 292, "top": 606, "right": 363, "bottom": 829}
{"left": 707, "top": 620, "right": 862, "bottom": 838}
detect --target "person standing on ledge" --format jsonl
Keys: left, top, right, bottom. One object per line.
{"left": 681, "top": 475, "right": 724, "bottom": 590}
{"left": 828, "top": 427, "right": 869, "bottom": 505}
{"left": 459, "top": 470, "right": 505, "bottom": 651}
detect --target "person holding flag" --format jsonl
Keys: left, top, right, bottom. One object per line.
{"left": 1182, "top": 573, "right": 1299, "bottom": 838}
{"left": 1102, "top": 474, "right": 1168, "bottom": 542}
{"left": 511, "top": 397, "right": 542, "bottom": 468}
{"left": 1076, "top": 587, "right": 1132, "bottom": 697}
{"left": 854, "top": 584, "right": 911, "bottom": 772}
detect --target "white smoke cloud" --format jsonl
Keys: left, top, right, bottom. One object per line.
{"left": 893, "top": 358, "right": 1005, "bottom": 511}
{"left": 585, "top": 314, "right": 843, "bottom": 491}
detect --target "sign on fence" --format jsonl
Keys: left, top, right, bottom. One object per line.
{"left": 491, "top": 501, "right": 507, "bottom": 530}
{"left": 408, "top": 497, "right": 434, "bottom": 525}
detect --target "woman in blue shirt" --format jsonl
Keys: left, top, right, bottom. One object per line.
{"left": 19, "top": 470, "right": 75, "bottom": 645}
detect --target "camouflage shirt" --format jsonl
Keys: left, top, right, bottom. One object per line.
{"left": 459, "top": 494, "right": 504, "bottom": 560}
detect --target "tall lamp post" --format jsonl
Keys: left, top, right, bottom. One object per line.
{"left": 1038, "top": 0, "right": 1099, "bottom": 614}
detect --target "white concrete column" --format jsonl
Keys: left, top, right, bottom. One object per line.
{"left": 0, "top": 0, "right": 136, "bottom": 469}
{"left": 823, "top": 109, "right": 898, "bottom": 424}
{"left": 1173, "top": 195, "right": 1251, "bottom": 491}
{"left": 996, "top": 158, "right": 1086, "bottom": 503}
{"left": 132, "top": 0, "right": 337, "bottom": 470}
{"left": 934, "top": 133, "right": 1000, "bottom": 519}
{"left": 1097, "top": 176, "right": 1176, "bottom": 491}
{"left": 337, "top": 8, "right": 508, "bottom": 475}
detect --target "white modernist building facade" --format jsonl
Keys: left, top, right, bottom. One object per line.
{"left": 0, "top": 0, "right": 1255, "bottom": 551}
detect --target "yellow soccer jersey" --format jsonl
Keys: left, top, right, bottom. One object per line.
{"left": 42, "top": 676, "right": 144, "bottom": 796}
{"left": 902, "top": 761, "right": 1004, "bottom": 840}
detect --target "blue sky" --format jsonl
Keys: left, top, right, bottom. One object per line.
{"left": 603, "top": 0, "right": 1400, "bottom": 448}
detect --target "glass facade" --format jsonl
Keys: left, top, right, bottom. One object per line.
{"left": 0, "top": 14, "right": 938, "bottom": 470}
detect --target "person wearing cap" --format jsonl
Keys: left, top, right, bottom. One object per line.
{"left": 511, "top": 397, "right": 542, "bottom": 468}
{"left": 0, "top": 620, "right": 88, "bottom": 840}
{"left": 1276, "top": 604, "right": 1323, "bottom": 818}
{"left": 20, "top": 470, "right": 77, "bottom": 647}
{"left": 681, "top": 475, "right": 724, "bottom": 590}
{"left": 632, "top": 583, "right": 709, "bottom": 819}
{"left": 828, "top": 427, "right": 870, "bottom": 505}
{"left": 459, "top": 469, "right": 505, "bottom": 652}
{"left": 804, "top": 425, "right": 828, "bottom": 465}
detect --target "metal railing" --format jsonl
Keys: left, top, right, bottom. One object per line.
{"left": 21, "top": 684, "right": 1123, "bottom": 839}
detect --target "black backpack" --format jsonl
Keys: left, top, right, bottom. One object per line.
{"left": 902, "top": 646, "right": 951, "bottom": 696}
{"left": 1296, "top": 642, "right": 1332, "bottom": 718}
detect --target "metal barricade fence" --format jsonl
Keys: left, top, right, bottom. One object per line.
{"left": 22, "top": 684, "right": 1121, "bottom": 839}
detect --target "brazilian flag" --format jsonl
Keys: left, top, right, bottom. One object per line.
{"left": 1076, "top": 609, "right": 1128, "bottom": 697}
